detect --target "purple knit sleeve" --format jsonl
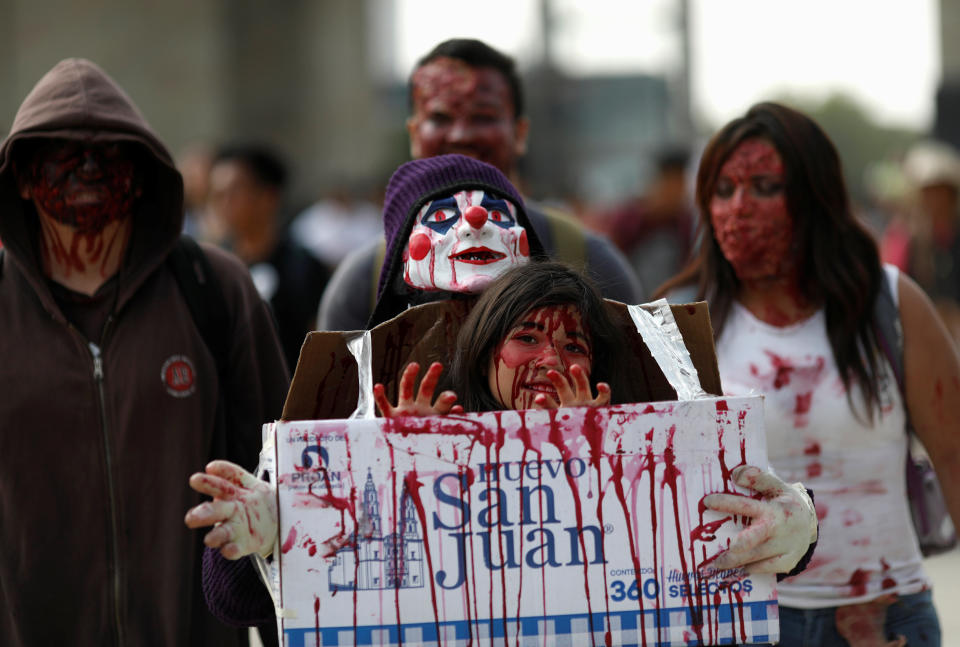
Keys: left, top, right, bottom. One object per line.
{"left": 201, "top": 546, "right": 275, "bottom": 626}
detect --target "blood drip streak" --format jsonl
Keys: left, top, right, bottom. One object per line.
{"left": 510, "top": 411, "right": 547, "bottom": 647}
{"left": 402, "top": 470, "right": 442, "bottom": 644}
{"left": 345, "top": 434, "right": 360, "bottom": 645}
{"left": 661, "top": 426, "right": 705, "bottom": 644}
{"left": 387, "top": 441, "right": 404, "bottom": 646}
{"left": 483, "top": 435, "right": 496, "bottom": 641}
{"left": 463, "top": 462, "right": 478, "bottom": 647}
{"left": 735, "top": 583, "right": 746, "bottom": 643}
{"left": 514, "top": 431, "right": 527, "bottom": 647}
{"left": 493, "top": 418, "right": 509, "bottom": 647}
{"left": 609, "top": 450, "right": 648, "bottom": 645}
{"left": 515, "top": 412, "right": 549, "bottom": 647}
{"left": 547, "top": 410, "right": 597, "bottom": 647}
{"left": 583, "top": 409, "right": 613, "bottom": 647}
{"left": 642, "top": 429, "right": 663, "bottom": 646}
{"left": 314, "top": 595, "right": 321, "bottom": 646}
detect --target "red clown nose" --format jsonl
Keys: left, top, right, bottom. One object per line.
{"left": 463, "top": 205, "right": 488, "bottom": 229}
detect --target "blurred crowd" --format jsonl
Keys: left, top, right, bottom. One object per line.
{"left": 174, "top": 90, "right": 960, "bottom": 367}
{"left": 3, "top": 34, "right": 959, "bottom": 647}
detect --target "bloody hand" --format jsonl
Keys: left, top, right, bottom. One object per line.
{"left": 184, "top": 460, "right": 278, "bottom": 560}
{"left": 533, "top": 364, "right": 611, "bottom": 410}
{"left": 373, "top": 361, "right": 462, "bottom": 417}
{"left": 700, "top": 465, "right": 818, "bottom": 574}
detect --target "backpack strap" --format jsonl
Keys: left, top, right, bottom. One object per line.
{"left": 167, "top": 235, "right": 231, "bottom": 375}
{"left": 167, "top": 235, "right": 232, "bottom": 461}
{"left": 538, "top": 205, "right": 587, "bottom": 270}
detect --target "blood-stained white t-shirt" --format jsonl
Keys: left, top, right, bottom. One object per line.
{"left": 715, "top": 266, "right": 929, "bottom": 608}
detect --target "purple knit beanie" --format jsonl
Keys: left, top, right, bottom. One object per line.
{"left": 378, "top": 154, "right": 529, "bottom": 298}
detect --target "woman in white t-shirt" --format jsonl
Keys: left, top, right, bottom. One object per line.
{"left": 658, "top": 102, "right": 960, "bottom": 646}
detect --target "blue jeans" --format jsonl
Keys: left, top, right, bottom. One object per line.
{"left": 765, "top": 591, "right": 941, "bottom": 647}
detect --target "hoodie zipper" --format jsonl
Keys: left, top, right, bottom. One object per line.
{"left": 89, "top": 328, "right": 125, "bottom": 647}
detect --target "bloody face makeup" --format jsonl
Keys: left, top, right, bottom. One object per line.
{"left": 487, "top": 305, "right": 592, "bottom": 410}
{"left": 403, "top": 189, "right": 529, "bottom": 293}
{"left": 709, "top": 139, "right": 795, "bottom": 281}
{"left": 408, "top": 58, "right": 526, "bottom": 176}
{"left": 23, "top": 141, "right": 140, "bottom": 234}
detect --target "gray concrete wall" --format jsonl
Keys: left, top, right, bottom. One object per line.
{"left": 0, "top": 0, "right": 382, "bottom": 208}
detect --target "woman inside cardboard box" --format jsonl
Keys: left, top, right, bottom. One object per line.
{"left": 656, "top": 102, "right": 960, "bottom": 646}
{"left": 183, "top": 156, "right": 819, "bottom": 630}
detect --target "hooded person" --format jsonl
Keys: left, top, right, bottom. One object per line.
{"left": 0, "top": 58, "right": 289, "bottom": 646}
{"left": 368, "top": 153, "right": 546, "bottom": 328}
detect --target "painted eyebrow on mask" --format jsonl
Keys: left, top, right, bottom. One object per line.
{"left": 479, "top": 195, "right": 515, "bottom": 226}
{"left": 420, "top": 196, "right": 461, "bottom": 234}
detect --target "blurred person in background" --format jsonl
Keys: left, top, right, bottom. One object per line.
{"left": 317, "top": 38, "right": 641, "bottom": 331}
{"left": 176, "top": 141, "right": 221, "bottom": 242}
{"left": 288, "top": 179, "right": 382, "bottom": 268}
{"left": 658, "top": 102, "right": 960, "bottom": 646}
{"left": 585, "top": 146, "right": 695, "bottom": 297}
{"left": 0, "top": 58, "right": 288, "bottom": 646}
{"left": 208, "top": 144, "right": 331, "bottom": 371}
{"left": 895, "top": 140, "right": 960, "bottom": 343}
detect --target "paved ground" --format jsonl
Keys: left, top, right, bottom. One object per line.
{"left": 929, "top": 546, "right": 960, "bottom": 645}
{"left": 253, "top": 547, "right": 960, "bottom": 645}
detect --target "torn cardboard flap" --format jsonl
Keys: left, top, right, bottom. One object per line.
{"left": 282, "top": 300, "right": 721, "bottom": 421}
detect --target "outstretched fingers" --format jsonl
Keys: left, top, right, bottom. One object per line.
{"left": 397, "top": 362, "right": 421, "bottom": 404}
{"left": 702, "top": 492, "right": 769, "bottom": 519}
{"left": 731, "top": 465, "right": 786, "bottom": 497}
{"left": 432, "top": 390, "right": 461, "bottom": 415}
{"left": 373, "top": 383, "right": 394, "bottom": 417}
{"left": 416, "top": 362, "right": 444, "bottom": 405}
{"left": 592, "top": 382, "right": 611, "bottom": 406}
{"left": 184, "top": 499, "right": 238, "bottom": 529}
{"left": 205, "top": 459, "right": 260, "bottom": 490}
{"left": 189, "top": 472, "right": 240, "bottom": 500}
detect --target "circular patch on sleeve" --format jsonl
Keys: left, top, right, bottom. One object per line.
{"left": 161, "top": 355, "right": 197, "bottom": 398}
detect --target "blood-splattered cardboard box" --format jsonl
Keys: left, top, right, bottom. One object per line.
{"left": 260, "top": 301, "right": 778, "bottom": 646}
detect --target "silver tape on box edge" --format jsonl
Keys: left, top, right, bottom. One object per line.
{"left": 627, "top": 300, "right": 708, "bottom": 401}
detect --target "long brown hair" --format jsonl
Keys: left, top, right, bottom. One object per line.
{"left": 447, "top": 261, "right": 624, "bottom": 412}
{"left": 657, "top": 102, "right": 884, "bottom": 415}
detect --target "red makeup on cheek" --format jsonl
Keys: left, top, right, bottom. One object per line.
{"left": 408, "top": 233, "right": 432, "bottom": 261}
{"left": 489, "top": 306, "right": 592, "bottom": 410}
{"left": 709, "top": 140, "right": 793, "bottom": 280}
{"left": 518, "top": 229, "right": 529, "bottom": 257}
{"left": 29, "top": 148, "right": 138, "bottom": 235}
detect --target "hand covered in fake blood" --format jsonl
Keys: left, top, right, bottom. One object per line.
{"left": 184, "top": 460, "right": 277, "bottom": 560}
{"left": 700, "top": 465, "right": 817, "bottom": 574}
{"left": 373, "top": 361, "right": 463, "bottom": 417}
{"left": 835, "top": 594, "right": 906, "bottom": 647}
{"left": 532, "top": 364, "right": 611, "bottom": 410}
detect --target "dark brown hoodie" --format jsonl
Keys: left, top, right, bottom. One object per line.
{"left": 0, "top": 59, "right": 289, "bottom": 646}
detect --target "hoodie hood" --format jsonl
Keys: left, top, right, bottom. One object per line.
{"left": 0, "top": 58, "right": 184, "bottom": 313}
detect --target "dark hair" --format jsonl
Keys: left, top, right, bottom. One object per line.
{"left": 447, "top": 261, "right": 623, "bottom": 412}
{"left": 409, "top": 38, "right": 524, "bottom": 119}
{"left": 657, "top": 101, "right": 884, "bottom": 415}
{"left": 212, "top": 144, "right": 287, "bottom": 190}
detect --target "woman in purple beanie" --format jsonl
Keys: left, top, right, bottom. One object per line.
{"left": 369, "top": 153, "right": 547, "bottom": 327}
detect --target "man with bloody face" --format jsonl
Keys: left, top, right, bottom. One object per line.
{"left": 0, "top": 59, "right": 289, "bottom": 646}
{"left": 315, "top": 38, "right": 641, "bottom": 331}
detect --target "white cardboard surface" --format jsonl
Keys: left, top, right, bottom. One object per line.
{"left": 266, "top": 395, "right": 777, "bottom": 646}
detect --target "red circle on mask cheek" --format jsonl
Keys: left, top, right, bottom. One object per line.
{"left": 518, "top": 229, "right": 529, "bottom": 257}
{"left": 408, "top": 232, "right": 433, "bottom": 261}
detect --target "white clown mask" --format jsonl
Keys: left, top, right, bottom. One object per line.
{"left": 403, "top": 189, "right": 530, "bottom": 293}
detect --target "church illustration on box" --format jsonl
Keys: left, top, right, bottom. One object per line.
{"left": 328, "top": 470, "right": 425, "bottom": 592}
